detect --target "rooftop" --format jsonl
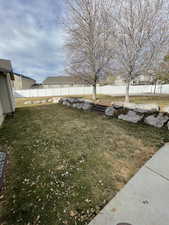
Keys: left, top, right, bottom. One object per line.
{"left": 14, "top": 73, "right": 36, "bottom": 82}
{"left": 43, "top": 76, "right": 82, "bottom": 85}
{"left": 0, "top": 59, "right": 14, "bottom": 80}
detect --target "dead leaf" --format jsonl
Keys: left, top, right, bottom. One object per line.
{"left": 69, "top": 210, "right": 78, "bottom": 217}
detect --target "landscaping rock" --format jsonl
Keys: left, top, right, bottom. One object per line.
{"left": 112, "top": 102, "right": 124, "bottom": 109}
{"left": 68, "top": 98, "right": 81, "bottom": 104}
{"left": 48, "top": 98, "right": 53, "bottom": 103}
{"left": 33, "top": 100, "right": 41, "bottom": 104}
{"left": 134, "top": 104, "right": 160, "bottom": 113}
{"left": 72, "top": 103, "right": 77, "bottom": 108}
{"left": 24, "top": 101, "right": 32, "bottom": 105}
{"left": 63, "top": 101, "right": 71, "bottom": 106}
{"left": 123, "top": 102, "right": 137, "bottom": 110}
{"left": 112, "top": 102, "right": 159, "bottom": 113}
{"left": 84, "top": 99, "right": 93, "bottom": 103}
{"left": 59, "top": 98, "right": 94, "bottom": 111}
{"left": 58, "top": 98, "right": 64, "bottom": 104}
{"left": 74, "top": 103, "right": 80, "bottom": 109}
{"left": 40, "top": 99, "right": 47, "bottom": 104}
{"left": 66, "top": 98, "right": 75, "bottom": 103}
{"left": 82, "top": 103, "right": 93, "bottom": 111}
{"left": 52, "top": 97, "right": 61, "bottom": 104}
{"left": 118, "top": 111, "right": 144, "bottom": 123}
{"left": 144, "top": 113, "right": 169, "bottom": 128}
{"left": 105, "top": 106, "right": 117, "bottom": 117}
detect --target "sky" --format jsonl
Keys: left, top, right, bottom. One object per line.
{"left": 0, "top": 0, "right": 66, "bottom": 83}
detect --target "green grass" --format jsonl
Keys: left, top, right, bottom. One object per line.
{"left": 0, "top": 103, "right": 169, "bottom": 225}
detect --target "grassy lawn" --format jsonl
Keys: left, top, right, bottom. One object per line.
{"left": 0, "top": 103, "right": 169, "bottom": 225}
{"left": 16, "top": 94, "right": 169, "bottom": 109}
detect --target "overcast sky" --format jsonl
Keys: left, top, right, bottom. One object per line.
{"left": 0, "top": 0, "right": 66, "bottom": 82}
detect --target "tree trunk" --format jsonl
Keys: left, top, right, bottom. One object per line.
{"left": 125, "top": 80, "right": 130, "bottom": 102}
{"left": 92, "top": 84, "right": 97, "bottom": 100}
{"left": 154, "top": 80, "right": 157, "bottom": 94}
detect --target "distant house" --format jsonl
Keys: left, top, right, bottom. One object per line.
{"left": 0, "top": 59, "right": 15, "bottom": 126}
{"left": 133, "top": 74, "right": 155, "bottom": 85}
{"left": 114, "top": 76, "right": 126, "bottom": 85}
{"left": 42, "top": 76, "right": 84, "bottom": 88}
{"left": 114, "top": 74, "right": 155, "bottom": 86}
{"left": 13, "top": 73, "right": 36, "bottom": 90}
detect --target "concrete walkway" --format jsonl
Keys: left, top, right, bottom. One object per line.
{"left": 89, "top": 143, "right": 169, "bottom": 225}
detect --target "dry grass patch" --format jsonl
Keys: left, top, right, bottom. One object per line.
{"left": 0, "top": 104, "right": 168, "bottom": 225}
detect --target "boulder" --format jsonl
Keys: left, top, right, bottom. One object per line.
{"left": 63, "top": 101, "right": 71, "bottom": 106}
{"left": 66, "top": 98, "right": 75, "bottom": 103}
{"left": 162, "top": 106, "right": 169, "bottom": 114}
{"left": 82, "top": 103, "right": 93, "bottom": 111}
{"left": 134, "top": 104, "right": 160, "bottom": 113}
{"left": 68, "top": 98, "right": 81, "bottom": 104}
{"left": 112, "top": 102, "right": 159, "bottom": 113}
{"left": 24, "top": 101, "right": 32, "bottom": 105}
{"left": 62, "top": 98, "right": 69, "bottom": 103}
{"left": 52, "top": 97, "right": 61, "bottom": 104}
{"left": 83, "top": 99, "right": 93, "bottom": 104}
{"left": 48, "top": 98, "right": 53, "bottom": 103}
{"left": 33, "top": 100, "right": 41, "bottom": 104}
{"left": 112, "top": 102, "right": 124, "bottom": 109}
{"left": 76, "top": 103, "right": 83, "bottom": 109}
{"left": 58, "top": 98, "right": 64, "bottom": 104}
{"left": 144, "top": 113, "right": 169, "bottom": 128}
{"left": 123, "top": 102, "right": 137, "bottom": 110}
{"left": 105, "top": 107, "right": 117, "bottom": 117}
{"left": 118, "top": 111, "right": 144, "bottom": 123}
{"left": 40, "top": 99, "right": 47, "bottom": 104}
{"left": 72, "top": 103, "right": 77, "bottom": 108}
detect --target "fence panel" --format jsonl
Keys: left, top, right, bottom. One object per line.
{"left": 14, "top": 84, "right": 169, "bottom": 98}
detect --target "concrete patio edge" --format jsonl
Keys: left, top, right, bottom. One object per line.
{"left": 89, "top": 143, "right": 169, "bottom": 225}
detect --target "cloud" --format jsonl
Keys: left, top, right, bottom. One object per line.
{"left": 0, "top": 0, "right": 66, "bottom": 82}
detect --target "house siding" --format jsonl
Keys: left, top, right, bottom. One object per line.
{"left": 13, "top": 74, "right": 35, "bottom": 90}
{"left": 0, "top": 99, "right": 4, "bottom": 126}
{"left": 13, "top": 75, "right": 22, "bottom": 89}
{"left": 21, "top": 77, "right": 35, "bottom": 89}
{"left": 0, "top": 74, "right": 15, "bottom": 114}
{"left": 42, "top": 84, "right": 86, "bottom": 89}
{"left": 6, "top": 73, "right": 15, "bottom": 111}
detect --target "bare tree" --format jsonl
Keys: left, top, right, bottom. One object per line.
{"left": 109, "top": 0, "right": 169, "bottom": 102}
{"left": 64, "top": 0, "right": 113, "bottom": 100}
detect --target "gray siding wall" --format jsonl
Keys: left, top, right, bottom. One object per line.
{"left": 22, "top": 77, "right": 35, "bottom": 89}
{"left": 0, "top": 74, "right": 15, "bottom": 114}
{"left": 13, "top": 75, "right": 35, "bottom": 90}
{"left": 6, "top": 74, "right": 15, "bottom": 111}
{"left": 0, "top": 99, "right": 4, "bottom": 126}
{"left": 13, "top": 75, "right": 22, "bottom": 89}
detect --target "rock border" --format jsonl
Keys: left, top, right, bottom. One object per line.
{"left": 59, "top": 98, "right": 94, "bottom": 111}
{"left": 24, "top": 97, "right": 169, "bottom": 129}
{"left": 105, "top": 102, "right": 169, "bottom": 129}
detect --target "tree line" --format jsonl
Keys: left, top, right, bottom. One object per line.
{"left": 64, "top": 0, "right": 169, "bottom": 101}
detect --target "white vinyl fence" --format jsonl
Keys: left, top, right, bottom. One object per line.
{"left": 14, "top": 84, "right": 169, "bottom": 98}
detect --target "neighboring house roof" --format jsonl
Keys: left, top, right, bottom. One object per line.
{"left": 43, "top": 76, "right": 79, "bottom": 85}
{"left": 14, "top": 73, "right": 36, "bottom": 82}
{"left": 0, "top": 59, "right": 14, "bottom": 80}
